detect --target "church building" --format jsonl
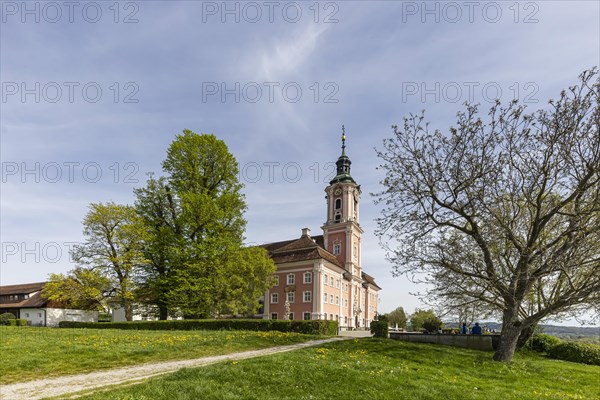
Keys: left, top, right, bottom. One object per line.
{"left": 261, "top": 129, "right": 381, "bottom": 329}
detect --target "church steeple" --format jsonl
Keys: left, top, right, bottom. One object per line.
{"left": 330, "top": 125, "right": 356, "bottom": 185}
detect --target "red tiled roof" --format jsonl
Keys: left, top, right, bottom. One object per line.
{"left": 258, "top": 234, "right": 381, "bottom": 289}
{"left": 362, "top": 272, "right": 382, "bottom": 290}
{"left": 260, "top": 234, "right": 342, "bottom": 268}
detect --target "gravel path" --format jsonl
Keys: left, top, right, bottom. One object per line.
{"left": 0, "top": 337, "right": 349, "bottom": 400}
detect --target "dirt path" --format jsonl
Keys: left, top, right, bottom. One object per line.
{"left": 0, "top": 337, "right": 348, "bottom": 400}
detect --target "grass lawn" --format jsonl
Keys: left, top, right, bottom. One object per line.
{"left": 0, "top": 326, "right": 321, "bottom": 384}
{"left": 76, "top": 338, "right": 600, "bottom": 400}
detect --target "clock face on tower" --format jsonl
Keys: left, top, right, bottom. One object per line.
{"left": 334, "top": 188, "right": 342, "bottom": 196}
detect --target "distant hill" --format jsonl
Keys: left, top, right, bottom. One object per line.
{"left": 541, "top": 325, "right": 600, "bottom": 342}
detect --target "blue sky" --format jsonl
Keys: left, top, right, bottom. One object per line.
{"left": 1, "top": 1, "right": 599, "bottom": 322}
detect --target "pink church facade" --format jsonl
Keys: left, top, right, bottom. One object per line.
{"left": 261, "top": 131, "right": 381, "bottom": 329}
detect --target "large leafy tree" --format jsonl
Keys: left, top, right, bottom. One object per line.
{"left": 386, "top": 306, "right": 408, "bottom": 329}
{"left": 135, "top": 130, "right": 276, "bottom": 318}
{"left": 410, "top": 309, "right": 442, "bottom": 332}
{"left": 43, "top": 268, "right": 111, "bottom": 311}
{"left": 375, "top": 69, "right": 600, "bottom": 362}
{"left": 134, "top": 176, "right": 185, "bottom": 320}
{"left": 72, "top": 202, "right": 149, "bottom": 321}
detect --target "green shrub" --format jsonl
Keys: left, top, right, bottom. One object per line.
{"left": 423, "top": 318, "right": 443, "bottom": 333}
{"left": 58, "top": 319, "right": 338, "bottom": 335}
{"left": 527, "top": 333, "right": 562, "bottom": 353}
{"left": 5, "top": 319, "right": 26, "bottom": 326}
{"left": 0, "top": 312, "right": 16, "bottom": 325}
{"left": 548, "top": 341, "right": 600, "bottom": 366}
{"left": 370, "top": 320, "right": 389, "bottom": 338}
{"left": 98, "top": 313, "right": 112, "bottom": 323}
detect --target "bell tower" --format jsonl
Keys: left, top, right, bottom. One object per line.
{"left": 322, "top": 126, "right": 363, "bottom": 279}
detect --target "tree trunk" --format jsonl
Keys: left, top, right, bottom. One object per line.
{"left": 493, "top": 308, "right": 528, "bottom": 362}
{"left": 124, "top": 301, "right": 133, "bottom": 322}
{"left": 493, "top": 323, "right": 522, "bottom": 362}
{"left": 516, "top": 324, "right": 536, "bottom": 349}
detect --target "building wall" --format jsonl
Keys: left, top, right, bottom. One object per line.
{"left": 19, "top": 308, "right": 45, "bottom": 326}
{"left": 111, "top": 304, "right": 170, "bottom": 322}
{"left": 365, "top": 287, "right": 379, "bottom": 324}
{"left": 265, "top": 261, "right": 350, "bottom": 323}
{"left": 320, "top": 266, "right": 344, "bottom": 322}
{"left": 390, "top": 332, "right": 501, "bottom": 351}
{"left": 19, "top": 308, "right": 98, "bottom": 327}
{"left": 265, "top": 263, "right": 315, "bottom": 320}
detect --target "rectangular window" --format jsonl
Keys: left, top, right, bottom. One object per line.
{"left": 324, "top": 292, "right": 328, "bottom": 303}
{"left": 330, "top": 294, "right": 334, "bottom": 303}
{"left": 330, "top": 277, "right": 334, "bottom": 286}
{"left": 25, "top": 313, "right": 29, "bottom": 318}
{"left": 303, "top": 272, "right": 312, "bottom": 284}
{"left": 288, "top": 312, "right": 294, "bottom": 320}
{"left": 303, "top": 312, "right": 311, "bottom": 320}
{"left": 324, "top": 274, "right": 328, "bottom": 285}
{"left": 271, "top": 293, "right": 278, "bottom": 304}
{"left": 287, "top": 274, "right": 295, "bottom": 285}
{"left": 38, "top": 313, "right": 42, "bottom": 318}
{"left": 271, "top": 313, "right": 278, "bottom": 320}
{"left": 303, "top": 291, "right": 312, "bottom": 302}
{"left": 335, "top": 296, "right": 339, "bottom": 305}
{"left": 333, "top": 243, "right": 341, "bottom": 255}
{"left": 287, "top": 291, "right": 295, "bottom": 303}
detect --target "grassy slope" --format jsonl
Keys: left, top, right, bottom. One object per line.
{"left": 76, "top": 338, "right": 600, "bottom": 400}
{"left": 0, "top": 326, "right": 320, "bottom": 384}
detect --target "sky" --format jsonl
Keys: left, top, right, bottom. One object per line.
{"left": 1, "top": 1, "right": 599, "bottom": 325}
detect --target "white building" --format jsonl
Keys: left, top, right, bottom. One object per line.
{"left": 0, "top": 282, "right": 98, "bottom": 326}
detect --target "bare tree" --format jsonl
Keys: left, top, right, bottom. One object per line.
{"left": 375, "top": 69, "right": 600, "bottom": 362}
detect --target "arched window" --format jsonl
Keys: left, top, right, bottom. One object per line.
{"left": 335, "top": 198, "right": 342, "bottom": 210}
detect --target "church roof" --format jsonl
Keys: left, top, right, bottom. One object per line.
{"left": 260, "top": 234, "right": 343, "bottom": 268}
{"left": 330, "top": 126, "right": 356, "bottom": 185}
{"left": 362, "top": 272, "right": 382, "bottom": 290}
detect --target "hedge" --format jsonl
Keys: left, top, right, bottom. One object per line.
{"left": 527, "top": 333, "right": 562, "bottom": 353}
{"left": 58, "top": 319, "right": 338, "bottom": 335}
{"left": 548, "top": 341, "right": 600, "bottom": 366}
{"left": 6, "top": 319, "right": 28, "bottom": 326}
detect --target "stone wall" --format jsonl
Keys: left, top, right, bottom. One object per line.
{"left": 389, "top": 332, "right": 501, "bottom": 351}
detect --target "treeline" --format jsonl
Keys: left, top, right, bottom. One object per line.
{"left": 383, "top": 307, "right": 443, "bottom": 333}
{"left": 43, "top": 131, "right": 276, "bottom": 320}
